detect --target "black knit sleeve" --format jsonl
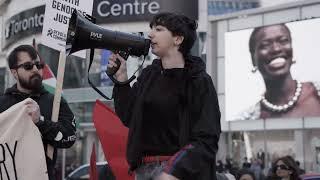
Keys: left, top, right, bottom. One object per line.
{"left": 37, "top": 97, "right": 76, "bottom": 148}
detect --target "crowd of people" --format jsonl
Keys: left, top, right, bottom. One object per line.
{"left": 216, "top": 155, "right": 306, "bottom": 180}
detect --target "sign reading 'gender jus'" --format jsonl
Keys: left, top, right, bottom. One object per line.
{"left": 42, "top": 0, "right": 94, "bottom": 52}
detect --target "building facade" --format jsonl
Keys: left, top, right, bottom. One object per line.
{"left": 0, "top": 0, "right": 206, "bottom": 177}
{"left": 208, "top": 0, "right": 320, "bottom": 174}
{"left": 2, "top": 0, "right": 316, "bottom": 178}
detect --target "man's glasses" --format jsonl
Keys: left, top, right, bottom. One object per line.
{"left": 15, "top": 61, "right": 45, "bottom": 71}
{"left": 274, "top": 164, "right": 290, "bottom": 171}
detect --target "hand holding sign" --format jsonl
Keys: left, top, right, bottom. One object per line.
{"left": 24, "top": 98, "right": 41, "bottom": 124}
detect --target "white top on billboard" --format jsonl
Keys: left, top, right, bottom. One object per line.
{"left": 41, "top": 0, "right": 93, "bottom": 53}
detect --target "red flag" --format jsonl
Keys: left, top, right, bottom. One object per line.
{"left": 93, "top": 100, "right": 134, "bottom": 180}
{"left": 89, "top": 143, "right": 98, "bottom": 180}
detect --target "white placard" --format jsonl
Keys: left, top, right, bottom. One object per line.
{"left": 41, "top": 0, "right": 93, "bottom": 55}
{"left": 0, "top": 99, "right": 48, "bottom": 180}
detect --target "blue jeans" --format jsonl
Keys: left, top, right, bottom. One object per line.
{"left": 135, "top": 161, "right": 167, "bottom": 180}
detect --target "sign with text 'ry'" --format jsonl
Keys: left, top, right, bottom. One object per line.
{"left": 0, "top": 99, "right": 48, "bottom": 180}
{"left": 41, "top": 0, "right": 93, "bottom": 53}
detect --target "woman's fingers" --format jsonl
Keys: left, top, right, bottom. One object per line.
{"left": 107, "top": 53, "right": 128, "bottom": 81}
{"left": 115, "top": 54, "right": 126, "bottom": 63}
{"left": 108, "top": 53, "right": 121, "bottom": 68}
{"left": 107, "top": 59, "right": 118, "bottom": 68}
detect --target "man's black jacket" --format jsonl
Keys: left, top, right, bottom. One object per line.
{"left": 0, "top": 85, "right": 76, "bottom": 180}
{"left": 113, "top": 55, "right": 221, "bottom": 180}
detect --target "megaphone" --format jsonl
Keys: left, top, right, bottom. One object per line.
{"left": 66, "top": 10, "right": 150, "bottom": 78}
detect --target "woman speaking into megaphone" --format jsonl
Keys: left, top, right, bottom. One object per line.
{"left": 108, "top": 12, "right": 221, "bottom": 180}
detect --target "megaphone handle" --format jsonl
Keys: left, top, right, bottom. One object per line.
{"left": 106, "top": 50, "right": 129, "bottom": 76}
{"left": 106, "top": 58, "right": 121, "bottom": 76}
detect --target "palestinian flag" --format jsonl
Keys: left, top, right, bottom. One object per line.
{"left": 42, "top": 64, "right": 57, "bottom": 94}
{"left": 32, "top": 39, "right": 57, "bottom": 94}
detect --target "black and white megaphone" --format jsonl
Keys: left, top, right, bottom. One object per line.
{"left": 66, "top": 10, "right": 150, "bottom": 86}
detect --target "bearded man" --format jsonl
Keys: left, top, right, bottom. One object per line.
{"left": 0, "top": 45, "right": 76, "bottom": 180}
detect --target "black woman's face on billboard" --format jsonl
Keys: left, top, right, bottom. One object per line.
{"left": 252, "top": 25, "right": 293, "bottom": 80}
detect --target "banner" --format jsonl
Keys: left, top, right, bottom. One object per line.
{"left": 41, "top": 0, "right": 94, "bottom": 52}
{"left": 93, "top": 100, "right": 134, "bottom": 180}
{"left": 0, "top": 98, "right": 48, "bottom": 180}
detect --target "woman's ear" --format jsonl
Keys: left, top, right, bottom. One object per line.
{"left": 174, "top": 35, "right": 184, "bottom": 46}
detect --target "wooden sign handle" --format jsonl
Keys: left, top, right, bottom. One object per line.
{"left": 47, "top": 51, "right": 66, "bottom": 159}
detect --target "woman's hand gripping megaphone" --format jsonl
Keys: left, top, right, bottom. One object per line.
{"left": 107, "top": 51, "right": 129, "bottom": 82}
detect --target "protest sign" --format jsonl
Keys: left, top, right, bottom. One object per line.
{"left": 0, "top": 99, "right": 48, "bottom": 180}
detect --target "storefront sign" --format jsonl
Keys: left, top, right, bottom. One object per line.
{"left": 92, "top": 0, "right": 198, "bottom": 24}
{"left": 2, "top": 0, "right": 198, "bottom": 49}
{"left": 2, "top": 6, "right": 45, "bottom": 49}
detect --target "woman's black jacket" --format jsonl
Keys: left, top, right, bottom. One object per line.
{"left": 113, "top": 55, "right": 221, "bottom": 180}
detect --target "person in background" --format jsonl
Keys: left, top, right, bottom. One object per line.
{"left": 217, "top": 160, "right": 226, "bottom": 173}
{"left": 226, "top": 157, "right": 234, "bottom": 172}
{"left": 242, "top": 157, "right": 251, "bottom": 169}
{"left": 236, "top": 169, "right": 256, "bottom": 180}
{"left": 257, "top": 149, "right": 265, "bottom": 169}
{"left": 109, "top": 12, "right": 221, "bottom": 180}
{"left": 295, "top": 160, "right": 306, "bottom": 175}
{"left": 268, "top": 156, "right": 301, "bottom": 180}
{"left": 250, "top": 159, "right": 264, "bottom": 180}
{"left": 0, "top": 45, "right": 76, "bottom": 180}
{"left": 216, "top": 172, "right": 229, "bottom": 180}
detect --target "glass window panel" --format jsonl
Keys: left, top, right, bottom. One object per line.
{"left": 304, "top": 129, "right": 320, "bottom": 173}
{"left": 264, "top": 8, "right": 300, "bottom": 25}
{"left": 0, "top": 67, "right": 6, "bottom": 94}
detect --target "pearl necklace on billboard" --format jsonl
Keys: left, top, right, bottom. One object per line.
{"left": 261, "top": 80, "right": 302, "bottom": 112}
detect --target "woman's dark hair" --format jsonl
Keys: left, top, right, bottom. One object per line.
{"left": 248, "top": 24, "right": 291, "bottom": 56}
{"left": 270, "top": 156, "right": 301, "bottom": 180}
{"left": 149, "top": 12, "right": 198, "bottom": 57}
{"left": 236, "top": 169, "right": 256, "bottom": 180}
{"left": 7, "top": 45, "right": 38, "bottom": 69}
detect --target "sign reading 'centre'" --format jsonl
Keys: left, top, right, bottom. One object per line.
{"left": 92, "top": 0, "right": 198, "bottom": 24}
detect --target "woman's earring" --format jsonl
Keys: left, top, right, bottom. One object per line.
{"left": 251, "top": 66, "right": 258, "bottom": 73}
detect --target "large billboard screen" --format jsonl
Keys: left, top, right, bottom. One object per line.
{"left": 225, "top": 18, "right": 320, "bottom": 121}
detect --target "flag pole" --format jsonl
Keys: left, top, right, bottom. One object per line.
{"left": 51, "top": 51, "right": 66, "bottom": 129}
{"left": 47, "top": 51, "right": 67, "bottom": 179}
